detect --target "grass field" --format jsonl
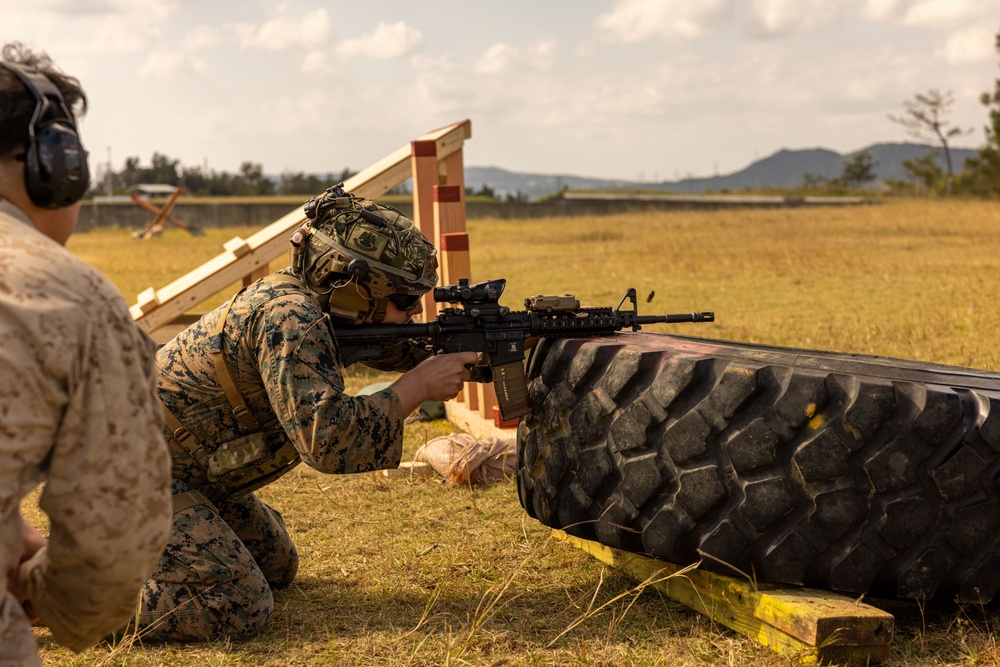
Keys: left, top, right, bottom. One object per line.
{"left": 28, "top": 198, "right": 1000, "bottom": 666}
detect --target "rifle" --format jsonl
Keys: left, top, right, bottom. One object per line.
{"left": 334, "top": 278, "right": 714, "bottom": 421}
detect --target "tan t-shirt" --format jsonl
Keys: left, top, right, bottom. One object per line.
{"left": 0, "top": 202, "right": 172, "bottom": 655}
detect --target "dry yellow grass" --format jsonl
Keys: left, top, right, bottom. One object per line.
{"left": 470, "top": 198, "right": 1000, "bottom": 371}
{"left": 25, "top": 198, "right": 1000, "bottom": 666}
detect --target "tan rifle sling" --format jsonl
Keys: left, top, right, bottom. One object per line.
{"left": 210, "top": 293, "right": 260, "bottom": 432}
{"left": 159, "top": 276, "right": 313, "bottom": 504}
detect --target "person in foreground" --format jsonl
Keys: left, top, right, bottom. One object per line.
{"left": 0, "top": 42, "right": 173, "bottom": 665}
{"left": 141, "top": 185, "right": 478, "bottom": 641}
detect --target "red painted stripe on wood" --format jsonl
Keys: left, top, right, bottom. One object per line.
{"left": 434, "top": 185, "right": 462, "bottom": 202}
{"left": 440, "top": 232, "right": 470, "bottom": 251}
{"left": 411, "top": 140, "right": 437, "bottom": 157}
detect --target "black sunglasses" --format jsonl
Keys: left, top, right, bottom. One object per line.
{"left": 389, "top": 294, "right": 422, "bottom": 311}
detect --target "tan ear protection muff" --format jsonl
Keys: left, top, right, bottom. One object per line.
{"left": 2, "top": 61, "right": 90, "bottom": 208}
{"left": 324, "top": 283, "right": 374, "bottom": 324}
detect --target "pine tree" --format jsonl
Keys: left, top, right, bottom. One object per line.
{"left": 963, "top": 29, "right": 1000, "bottom": 196}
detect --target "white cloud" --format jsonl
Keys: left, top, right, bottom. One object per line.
{"left": 861, "top": 0, "right": 909, "bottom": 21}
{"left": 182, "top": 25, "right": 223, "bottom": 50}
{"left": 61, "top": 14, "right": 160, "bottom": 54}
{"left": 235, "top": 7, "right": 332, "bottom": 51}
{"left": 474, "top": 40, "right": 555, "bottom": 74}
{"left": 862, "top": 0, "right": 993, "bottom": 26}
{"left": 138, "top": 51, "right": 205, "bottom": 78}
{"left": 335, "top": 21, "right": 423, "bottom": 59}
{"left": 595, "top": 0, "right": 733, "bottom": 42}
{"left": 938, "top": 26, "right": 997, "bottom": 64}
{"left": 301, "top": 50, "right": 331, "bottom": 74}
{"left": 742, "top": 0, "right": 839, "bottom": 37}
{"left": 4, "top": 3, "right": 186, "bottom": 56}
{"left": 33, "top": 0, "right": 186, "bottom": 19}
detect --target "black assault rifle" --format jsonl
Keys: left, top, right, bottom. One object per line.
{"left": 334, "top": 278, "right": 713, "bottom": 421}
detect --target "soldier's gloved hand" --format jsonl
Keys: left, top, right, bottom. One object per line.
{"left": 389, "top": 351, "right": 479, "bottom": 415}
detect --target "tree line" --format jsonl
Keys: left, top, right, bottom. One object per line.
{"left": 92, "top": 154, "right": 362, "bottom": 197}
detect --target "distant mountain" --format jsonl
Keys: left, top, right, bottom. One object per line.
{"left": 465, "top": 142, "right": 981, "bottom": 200}
{"left": 462, "top": 166, "right": 639, "bottom": 200}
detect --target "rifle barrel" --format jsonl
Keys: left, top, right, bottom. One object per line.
{"left": 637, "top": 312, "right": 715, "bottom": 325}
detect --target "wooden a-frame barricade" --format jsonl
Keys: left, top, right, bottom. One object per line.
{"left": 130, "top": 119, "right": 508, "bottom": 436}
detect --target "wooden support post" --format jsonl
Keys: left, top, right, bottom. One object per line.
{"left": 439, "top": 228, "right": 473, "bottom": 405}
{"left": 411, "top": 139, "right": 439, "bottom": 320}
{"left": 477, "top": 381, "right": 499, "bottom": 422}
{"left": 441, "top": 146, "right": 466, "bottom": 193}
{"left": 555, "top": 531, "right": 894, "bottom": 665}
{"left": 436, "top": 184, "right": 470, "bottom": 286}
{"left": 464, "top": 376, "right": 480, "bottom": 411}
{"left": 433, "top": 177, "right": 474, "bottom": 409}
{"left": 439, "top": 234, "right": 471, "bottom": 303}
{"left": 242, "top": 266, "right": 269, "bottom": 287}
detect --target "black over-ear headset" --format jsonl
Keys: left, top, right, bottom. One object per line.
{"left": 1, "top": 62, "right": 90, "bottom": 208}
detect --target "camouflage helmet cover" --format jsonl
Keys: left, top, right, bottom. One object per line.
{"left": 293, "top": 185, "right": 438, "bottom": 304}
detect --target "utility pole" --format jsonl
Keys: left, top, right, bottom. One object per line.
{"left": 105, "top": 146, "right": 113, "bottom": 197}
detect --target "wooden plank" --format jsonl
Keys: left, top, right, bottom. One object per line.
{"left": 129, "top": 240, "right": 277, "bottom": 330}
{"left": 131, "top": 120, "right": 472, "bottom": 336}
{"left": 445, "top": 398, "right": 517, "bottom": 441}
{"left": 135, "top": 287, "right": 160, "bottom": 314}
{"left": 431, "top": 119, "right": 472, "bottom": 159}
{"left": 554, "top": 531, "right": 893, "bottom": 665}
{"left": 381, "top": 461, "right": 436, "bottom": 479}
{"left": 223, "top": 236, "right": 251, "bottom": 258}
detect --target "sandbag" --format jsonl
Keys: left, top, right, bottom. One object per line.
{"left": 415, "top": 433, "right": 515, "bottom": 486}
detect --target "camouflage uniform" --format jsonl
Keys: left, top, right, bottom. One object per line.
{"left": 141, "top": 268, "right": 431, "bottom": 642}
{"left": 0, "top": 201, "right": 173, "bottom": 663}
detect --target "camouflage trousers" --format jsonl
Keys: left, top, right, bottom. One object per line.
{"left": 137, "top": 479, "right": 298, "bottom": 642}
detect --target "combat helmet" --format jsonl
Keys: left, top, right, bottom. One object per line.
{"left": 290, "top": 184, "right": 438, "bottom": 324}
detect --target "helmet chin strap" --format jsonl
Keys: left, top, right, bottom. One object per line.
{"left": 370, "top": 297, "right": 390, "bottom": 324}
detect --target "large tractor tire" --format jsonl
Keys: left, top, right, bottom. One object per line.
{"left": 515, "top": 333, "right": 1000, "bottom": 603}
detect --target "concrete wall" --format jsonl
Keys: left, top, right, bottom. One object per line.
{"left": 78, "top": 201, "right": 303, "bottom": 232}
{"left": 78, "top": 195, "right": 868, "bottom": 231}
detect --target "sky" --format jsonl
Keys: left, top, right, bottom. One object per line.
{"left": 4, "top": 0, "right": 1000, "bottom": 183}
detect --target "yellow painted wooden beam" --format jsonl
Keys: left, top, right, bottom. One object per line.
{"left": 554, "top": 530, "right": 894, "bottom": 665}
